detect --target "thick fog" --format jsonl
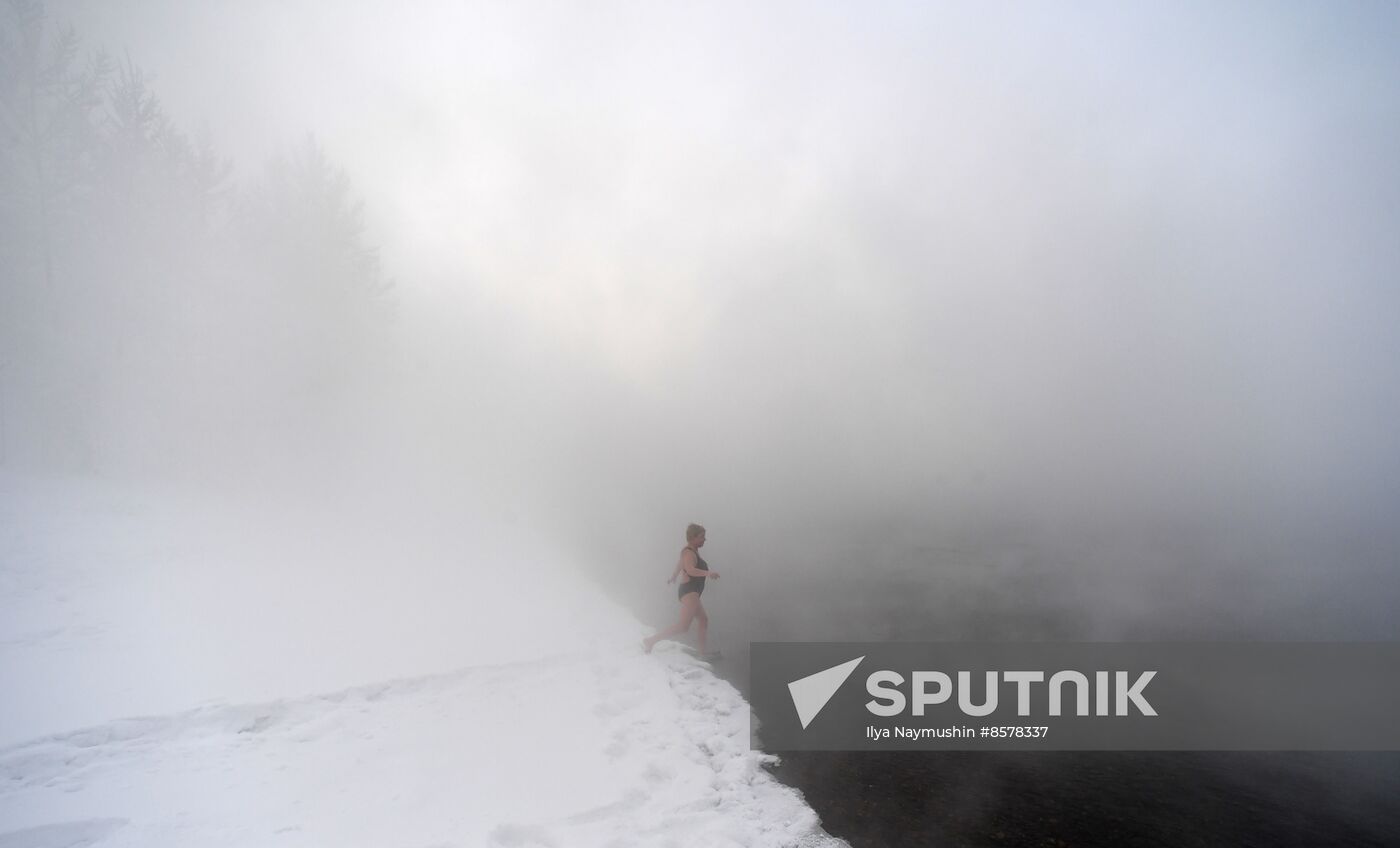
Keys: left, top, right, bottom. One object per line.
{"left": 5, "top": 1, "right": 1400, "bottom": 645}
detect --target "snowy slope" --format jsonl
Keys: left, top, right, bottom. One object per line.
{"left": 0, "top": 472, "right": 845, "bottom": 847}
{"left": 0, "top": 644, "right": 841, "bottom": 847}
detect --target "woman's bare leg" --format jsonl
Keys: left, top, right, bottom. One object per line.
{"left": 694, "top": 599, "right": 709, "bottom": 656}
{"left": 643, "top": 593, "right": 699, "bottom": 653}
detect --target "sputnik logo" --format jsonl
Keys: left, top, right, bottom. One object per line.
{"left": 788, "top": 656, "right": 865, "bottom": 729}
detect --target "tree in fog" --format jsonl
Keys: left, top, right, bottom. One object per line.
{"left": 0, "top": 0, "right": 110, "bottom": 467}
{"left": 239, "top": 134, "right": 393, "bottom": 399}
{"left": 95, "top": 57, "right": 232, "bottom": 249}
{"left": 0, "top": 0, "right": 108, "bottom": 287}
{"left": 1, "top": 1, "right": 394, "bottom": 475}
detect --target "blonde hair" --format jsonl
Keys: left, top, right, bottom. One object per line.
{"left": 685, "top": 523, "right": 706, "bottom": 542}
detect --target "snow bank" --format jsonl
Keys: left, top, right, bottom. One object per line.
{"left": 0, "top": 644, "right": 842, "bottom": 847}
{"left": 0, "top": 473, "right": 845, "bottom": 846}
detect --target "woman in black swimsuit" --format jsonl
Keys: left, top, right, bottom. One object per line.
{"left": 643, "top": 524, "right": 720, "bottom": 656}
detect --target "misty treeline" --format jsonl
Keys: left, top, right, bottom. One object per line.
{"left": 0, "top": 0, "right": 392, "bottom": 477}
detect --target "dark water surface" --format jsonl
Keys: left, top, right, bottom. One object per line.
{"left": 691, "top": 566, "right": 1400, "bottom": 848}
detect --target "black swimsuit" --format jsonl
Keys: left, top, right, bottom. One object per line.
{"left": 678, "top": 546, "right": 709, "bottom": 600}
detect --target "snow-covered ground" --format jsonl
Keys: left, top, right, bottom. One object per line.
{"left": 0, "top": 472, "right": 844, "bottom": 847}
